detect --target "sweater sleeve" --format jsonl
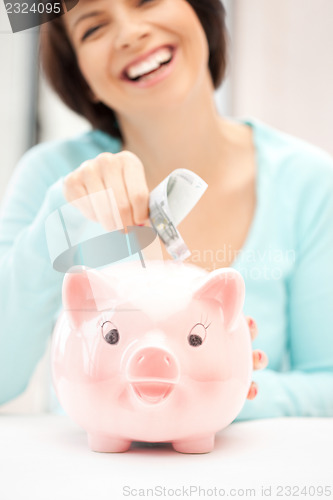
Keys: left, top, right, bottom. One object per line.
{"left": 0, "top": 146, "right": 69, "bottom": 405}
{"left": 236, "top": 151, "right": 333, "bottom": 420}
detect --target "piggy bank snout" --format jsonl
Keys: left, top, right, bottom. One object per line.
{"left": 126, "top": 347, "right": 180, "bottom": 405}
{"left": 127, "top": 347, "right": 179, "bottom": 382}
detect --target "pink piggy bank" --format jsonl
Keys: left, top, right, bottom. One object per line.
{"left": 51, "top": 260, "right": 252, "bottom": 453}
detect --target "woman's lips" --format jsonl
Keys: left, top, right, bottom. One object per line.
{"left": 121, "top": 45, "right": 175, "bottom": 79}
{"left": 121, "top": 46, "right": 177, "bottom": 88}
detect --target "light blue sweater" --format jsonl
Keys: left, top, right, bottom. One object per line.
{"left": 1, "top": 118, "right": 333, "bottom": 420}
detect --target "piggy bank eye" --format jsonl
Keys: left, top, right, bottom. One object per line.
{"left": 101, "top": 321, "right": 119, "bottom": 345}
{"left": 188, "top": 323, "right": 207, "bottom": 347}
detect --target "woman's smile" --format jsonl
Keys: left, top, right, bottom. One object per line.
{"left": 120, "top": 45, "right": 178, "bottom": 88}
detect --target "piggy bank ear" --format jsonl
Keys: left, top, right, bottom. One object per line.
{"left": 193, "top": 268, "right": 245, "bottom": 331}
{"left": 63, "top": 266, "right": 117, "bottom": 328}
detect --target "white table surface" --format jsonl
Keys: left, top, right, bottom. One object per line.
{"left": 0, "top": 416, "right": 332, "bottom": 500}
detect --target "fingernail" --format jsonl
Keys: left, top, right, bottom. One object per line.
{"left": 249, "top": 318, "right": 257, "bottom": 331}
{"left": 248, "top": 384, "right": 257, "bottom": 399}
{"left": 257, "top": 351, "right": 262, "bottom": 362}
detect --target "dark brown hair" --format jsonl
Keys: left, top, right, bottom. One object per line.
{"left": 39, "top": 0, "right": 228, "bottom": 141}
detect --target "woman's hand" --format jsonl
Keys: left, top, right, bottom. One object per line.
{"left": 63, "top": 151, "right": 150, "bottom": 232}
{"left": 246, "top": 317, "right": 268, "bottom": 400}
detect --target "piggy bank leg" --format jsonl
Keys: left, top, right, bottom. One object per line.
{"left": 88, "top": 434, "right": 131, "bottom": 453}
{"left": 172, "top": 434, "right": 215, "bottom": 454}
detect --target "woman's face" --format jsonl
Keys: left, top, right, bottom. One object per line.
{"left": 63, "top": 0, "right": 211, "bottom": 119}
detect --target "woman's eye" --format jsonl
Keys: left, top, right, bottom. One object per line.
{"left": 101, "top": 321, "right": 120, "bottom": 345}
{"left": 187, "top": 323, "right": 208, "bottom": 347}
{"left": 81, "top": 25, "right": 103, "bottom": 42}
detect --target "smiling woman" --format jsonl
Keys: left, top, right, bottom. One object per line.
{"left": 39, "top": 0, "right": 227, "bottom": 140}
{"left": 0, "top": 0, "right": 333, "bottom": 425}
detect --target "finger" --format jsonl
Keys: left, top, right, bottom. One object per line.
{"left": 79, "top": 160, "right": 117, "bottom": 231}
{"left": 94, "top": 154, "right": 130, "bottom": 230}
{"left": 253, "top": 350, "right": 269, "bottom": 370}
{"left": 246, "top": 316, "right": 258, "bottom": 341}
{"left": 121, "top": 151, "right": 150, "bottom": 225}
{"left": 100, "top": 153, "right": 135, "bottom": 229}
{"left": 71, "top": 194, "right": 98, "bottom": 223}
{"left": 247, "top": 381, "right": 258, "bottom": 400}
{"left": 63, "top": 169, "right": 97, "bottom": 222}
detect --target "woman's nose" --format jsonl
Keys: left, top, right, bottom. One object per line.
{"left": 113, "top": 13, "right": 150, "bottom": 51}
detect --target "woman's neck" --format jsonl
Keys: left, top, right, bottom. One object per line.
{"left": 117, "top": 77, "right": 237, "bottom": 190}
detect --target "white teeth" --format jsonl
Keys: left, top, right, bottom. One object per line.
{"left": 126, "top": 47, "right": 173, "bottom": 80}
{"left": 155, "top": 47, "right": 173, "bottom": 64}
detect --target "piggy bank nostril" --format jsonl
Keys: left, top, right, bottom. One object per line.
{"left": 128, "top": 348, "right": 179, "bottom": 381}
